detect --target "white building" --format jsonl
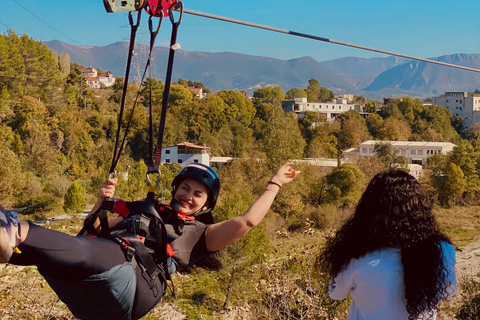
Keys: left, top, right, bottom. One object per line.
{"left": 98, "top": 73, "right": 116, "bottom": 87}
{"left": 82, "top": 67, "right": 97, "bottom": 78}
{"left": 161, "top": 141, "right": 211, "bottom": 166}
{"left": 358, "top": 140, "right": 456, "bottom": 165}
{"left": 282, "top": 97, "right": 368, "bottom": 122}
{"left": 82, "top": 67, "right": 116, "bottom": 88}
{"left": 86, "top": 76, "right": 100, "bottom": 89}
{"left": 432, "top": 92, "right": 480, "bottom": 128}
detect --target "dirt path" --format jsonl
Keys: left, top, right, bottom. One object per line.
{"left": 456, "top": 238, "right": 480, "bottom": 283}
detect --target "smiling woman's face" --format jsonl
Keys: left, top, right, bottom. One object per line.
{"left": 174, "top": 178, "right": 209, "bottom": 215}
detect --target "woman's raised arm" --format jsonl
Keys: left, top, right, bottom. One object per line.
{"left": 205, "top": 161, "right": 300, "bottom": 252}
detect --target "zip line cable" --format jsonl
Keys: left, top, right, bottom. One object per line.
{"left": 0, "top": 21, "right": 11, "bottom": 29}
{"left": 181, "top": 8, "right": 480, "bottom": 74}
{"left": 11, "top": 0, "right": 81, "bottom": 45}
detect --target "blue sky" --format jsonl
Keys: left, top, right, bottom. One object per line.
{"left": 2, "top": 0, "right": 479, "bottom": 62}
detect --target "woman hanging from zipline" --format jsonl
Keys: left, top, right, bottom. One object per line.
{"left": 0, "top": 161, "right": 300, "bottom": 320}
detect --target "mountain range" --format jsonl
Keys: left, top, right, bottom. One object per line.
{"left": 45, "top": 40, "right": 480, "bottom": 100}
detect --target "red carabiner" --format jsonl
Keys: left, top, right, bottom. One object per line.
{"left": 145, "top": 0, "right": 179, "bottom": 17}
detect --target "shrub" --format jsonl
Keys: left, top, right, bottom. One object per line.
{"left": 456, "top": 278, "right": 480, "bottom": 319}
{"left": 63, "top": 180, "right": 85, "bottom": 213}
{"left": 15, "top": 195, "right": 58, "bottom": 215}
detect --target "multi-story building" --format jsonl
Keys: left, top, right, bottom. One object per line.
{"left": 282, "top": 97, "right": 368, "bottom": 121}
{"left": 358, "top": 140, "right": 456, "bottom": 165}
{"left": 432, "top": 92, "right": 480, "bottom": 128}
{"left": 161, "top": 141, "right": 211, "bottom": 166}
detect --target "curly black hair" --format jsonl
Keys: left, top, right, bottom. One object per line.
{"left": 319, "top": 170, "right": 452, "bottom": 319}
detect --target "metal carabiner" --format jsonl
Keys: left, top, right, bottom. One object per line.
{"left": 168, "top": 1, "right": 183, "bottom": 26}
{"left": 146, "top": 166, "right": 161, "bottom": 188}
{"left": 149, "top": 12, "right": 164, "bottom": 36}
{"left": 109, "top": 170, "right": 118, "bottom": 180}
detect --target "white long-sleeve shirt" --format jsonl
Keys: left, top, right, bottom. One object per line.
{"left": 329, "top": 242, "right": 456, "bottom": 320}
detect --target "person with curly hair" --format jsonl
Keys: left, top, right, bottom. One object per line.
{"left": 318, "top": 170, "right": 456, "bottom": 320}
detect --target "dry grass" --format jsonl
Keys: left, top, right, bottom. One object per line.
{"left": 434, "top": 205, "right": 480, "bottom": 248}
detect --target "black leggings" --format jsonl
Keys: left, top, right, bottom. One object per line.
{"left": 9, "top": 223, "right": 165, "bottom": 319}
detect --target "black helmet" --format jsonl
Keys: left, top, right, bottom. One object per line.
{"left": 172, "top": 163, "right": 221, "bottom": 210}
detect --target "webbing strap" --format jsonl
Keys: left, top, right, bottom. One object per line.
{"left": 111, "top": 13, "right": 164, "bottom": 177}
{"left": 153, "top": 2, "right": 183, "bottom": 168}
{"left": 120, "top": 233, "right": 162, "bottom": 280}
{"left": 109, "top": 11, "right": 142, "bottom": 175}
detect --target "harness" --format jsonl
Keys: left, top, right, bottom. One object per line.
{"left": 78, "top": 187, "right": 189, "bottom": 287}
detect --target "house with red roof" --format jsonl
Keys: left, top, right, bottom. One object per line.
{"left": 161, "top": 141, "right": 211, "bottom": 166}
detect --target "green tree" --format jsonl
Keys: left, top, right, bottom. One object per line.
{"left": 337, "top": 112, "right": 371, "bottom": 150}
{"left": 255, "top": 103, "right": 305, "bottom": 169}
{"left": 253, "top": 86, "right": 285, "bottom": 102}
{"left": 320, "top": 163, "right": 365, "bottom": 207}
{"left": 285, "top": 88, "right": 308, "bottom": 100}
{"left": 378, "top": 117, "right": 411, "bottom": 141}
{"left": 374, "top": 142, "right": 408, "bottom": 170}
{"left": 63, "top": 180, "right": 85, "bottom": 213}
{"left": 366, "top": 113, "right": 384, "bottom": 138}
{"left": 140, "top": 78, "right": 164, "bottom": 107}
{"left": 363, "top": 101, "right": 377, "bottom": 113}
{"left": 440, "top": 162, "right": 467, "bottom": 207}
{"left": 216, "top": 90, "right": 256, "bottom": 126}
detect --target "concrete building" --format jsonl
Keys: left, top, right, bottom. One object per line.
{"left": 357, "top": 140, "right": 456, "bottom": 165}
{"left": 432, "top": 92, "right": 480, "bottom": 128}
{"left": 161, "top": 141, "right": 211, "bottom": 166}
{"left": 282, "top": 97, "right": 368, "bottom": 122}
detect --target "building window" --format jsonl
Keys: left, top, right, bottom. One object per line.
{"left": 418, "top": 150, "right": 423, "bottom": 155}
{"left": 411, "top": 149, "right": 416, "bottom": 155}
{"left": 165, "top": 150, "right": 170, "bottom": 154}
{"left": 456, "top": 100, "right": 458, "bottom": 103}
{"left": 369, "top": 148, "right": 374, "bottom": 153}
{"left": 401, "top": 149, "right": 406, "bottom": 155}
{"left": 194, "top": 159, "right": 199, "bottom": 163}
{"left": 460, "top": 100, "right": 462, "bottom": 103}
{"left": 165, "top": 159, "right": 170, "bottom": 163}
{"left": 178, "top": 159, "right": 183, "bottom": 164}
{"left": 362, "top": 148, "right": 367, "bottom": 153}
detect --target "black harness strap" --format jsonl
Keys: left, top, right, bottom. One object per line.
{"left": 110, "top": 11, "right": 142, "bottom": 175}
{"left": 119, "top": 233, "right": 162, "bottom": 280}
{"left": 111, "top": 13, "right": 165, "bottom": 177}
{"left": 151, "top": 2, "right": 183, "bottom": 172}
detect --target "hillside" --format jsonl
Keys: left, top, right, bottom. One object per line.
{"left": 45, "top": 40, "right": 356, "bottom": 95}
{"left": 46, "top": 40, "right": 480, "bottom": 99}
{"left": 320, "top": 56, "right": 408, "bottom": 90}
{"left": 364, "top": 53, "right": 480, "bottom": 98}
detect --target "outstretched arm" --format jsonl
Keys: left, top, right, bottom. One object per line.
{"left": 205, "top": 161, "right": 300, "bottom": 252}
